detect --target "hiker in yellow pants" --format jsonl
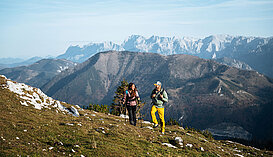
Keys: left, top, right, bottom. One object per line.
{"left": 151, "top": 105, "right": 165, "bottom": 132}
{"left": 150, "top": 81, "right": 168, "bottom": 134}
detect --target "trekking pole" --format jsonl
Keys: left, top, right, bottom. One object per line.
{"left": 124, "top": 104, "right": 127, "bottom": 122}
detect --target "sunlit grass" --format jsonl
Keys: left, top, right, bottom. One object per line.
{"left": 0, "top": 76, "right": 272, "bottom": 156}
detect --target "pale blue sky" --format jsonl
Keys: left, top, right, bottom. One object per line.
{"left": 0, "top": 0, "right": 273, "bottom": 58}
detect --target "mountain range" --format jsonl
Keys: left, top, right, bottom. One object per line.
{"left": 0, "top": 56, "right": 44, "bottom": 70}
{"left": 1, "top": 34, "right": 272, "bottom": 77}
{"left": 0, "top": 59, "right": 76, "bottom": 88}
{"left": 56, "top": 35, "right": 273, "bottom": 78}
{"left": 42, "top": 51, "right": 273, "bottom": 144}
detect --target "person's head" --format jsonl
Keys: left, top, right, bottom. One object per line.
{"left": 128, "top": 82, "right": 137, "bottom": 97}
{"left": 128, "top": 82, "right": 136, "bottom": 91}
{"left": 154, "top": 81, "right": 162, "bottom": 91}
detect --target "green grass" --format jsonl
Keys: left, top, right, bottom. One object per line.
{"left": 1, "top": 76, "right": 273, "bottom": 156}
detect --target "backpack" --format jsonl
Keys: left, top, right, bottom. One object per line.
{"left": 125, "top": 90, "right": 139, "bottom": 104}
{"left": 160, "top": 88, "right": 167, "bottom": 103}
{"left": 153, "top": 88, "right": 167, "bottom": 103}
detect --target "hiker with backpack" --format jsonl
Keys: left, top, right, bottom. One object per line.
{"left": 123, "top": 83, "right": 140, "bottom": 126}
{"left": 151, "top": 81, "right": 168, "bottom": 134}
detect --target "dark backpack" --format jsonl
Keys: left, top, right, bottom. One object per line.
{"left": 153, "top": 88, "right": 166, "bottom": 103}
{"left": 125, "top": 90, "right": 138, "bottom": 104}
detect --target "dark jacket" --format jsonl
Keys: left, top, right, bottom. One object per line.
{"left": 150, "top": 88, "right": 168, "bottom": 108}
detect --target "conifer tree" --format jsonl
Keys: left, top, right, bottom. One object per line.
{"left": 111, "top": 79, "right": 146, "bottom": 121}
{"left": 111, "top": 79, "right": 128, "bottom": 115}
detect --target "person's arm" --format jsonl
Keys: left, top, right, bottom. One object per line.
{"left": 123, "top": 91, "right": 127, "bottom": 104}
{"left": 161, "top": 90, "right": 168, "bottom": 102}
{"left": 150, "top": 90, "right": 154, "bottom": 99}
{"left": 136, "top": 91, "right": 140, "bottom": 100}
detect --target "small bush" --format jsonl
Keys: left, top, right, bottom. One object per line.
{"left": 202, "top": 130, "right": 214, "bottom": 140}
{"left": 166, "top": 118, "right": 180, "bottom": 126}
{"left": 88, "top": 104, "right": 110, "bottom": 114}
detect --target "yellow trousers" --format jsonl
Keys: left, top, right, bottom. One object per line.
{"left": 151, "top": 105, "right": 165, "bottom": 133}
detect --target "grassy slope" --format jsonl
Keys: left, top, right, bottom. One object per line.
{"left": 0, "top": 78, "right": 272, "bottom": 156}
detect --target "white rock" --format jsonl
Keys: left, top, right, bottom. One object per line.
{"left": 16, "top": 137, "right": 19, "bottom": 140}
{"left": 69, "top": 106, "right": 80, "bottom": 117}
{"left": 186, "top": 144, "right": 193, "bottom": 148}
{"left": 49, "top": 147, "right": 54, "bottom": 150}
{"left": 21, "top": 101, "right": 28, "bottom": 106}
{"left": 233, "top": 148, "right": 242, "bottom": 153}
{"left": 186, "top": 133, "right": 192, "bottom": 136}
{"left": 142, "top": 121, "right": 152, "bottom": 124}
{"left": 120, "top": 114, "right": 129, "bottom": 119}
{"left": 162, "top": 143, "right": 177, "bottom": 149}
{"left": 144, "top": 126, "right": 153, "bottom": 130}
{"left": 200, "top": 147, "right": 204, "bottom": 151}
{"left": 71, "top": 149, "right": 76, "bottom": 153}
{"left": 199, "top": 137, "right": 208, "bottom": 142}
{"left": 175, "top": 137, "right": 183, "bottom": 144}
{"left": 179, "top": 127, "right": 184, "bottom": 130}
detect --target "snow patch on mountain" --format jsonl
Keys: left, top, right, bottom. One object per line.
{"left": 1, "top": 75, "right": 79, "bottom": 116}
{"left": 57, "top": 66, "right": 70, "bottom": 73}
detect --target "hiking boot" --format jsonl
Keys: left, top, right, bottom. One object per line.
{"left": 153, "top": 124, "right": 158, "bottom": 128}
